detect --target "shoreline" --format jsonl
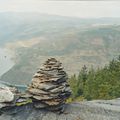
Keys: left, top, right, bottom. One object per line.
{"left": 0, "top": 47, "right": 15, "bottom": 77}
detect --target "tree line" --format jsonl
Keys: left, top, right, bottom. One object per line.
{"left": 69, "top": 56, "right": 120, "bottom": 101}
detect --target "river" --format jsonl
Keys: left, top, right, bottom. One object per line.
{"left": 0, "top": 48, "right": 14, "bottom": 77}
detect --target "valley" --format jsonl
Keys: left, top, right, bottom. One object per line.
{"left": 0, "top": 13, "right": 120, "bottom": 85}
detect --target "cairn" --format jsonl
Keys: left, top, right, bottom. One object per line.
{"left": 27, "top": 58, "right": 71, "bottom": 111}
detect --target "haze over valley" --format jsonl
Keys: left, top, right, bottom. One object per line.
{"left": 0, "top": 13, "right": 120, "bottom": 85}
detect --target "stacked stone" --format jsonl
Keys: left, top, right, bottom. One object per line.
{"left": 27, "top": 58, "right": 71, "bottom": 111}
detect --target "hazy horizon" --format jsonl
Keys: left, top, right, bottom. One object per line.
{"left": 0, "top": 1, "right": 120, "bottom": 18}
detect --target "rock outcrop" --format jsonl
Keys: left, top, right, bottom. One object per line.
{"left": 0, "top": 58, "right": 120, "bottom": 120}
{"left": 26, "top": 58, "right": 71, "bottom": 111}
{"left": 0, "top": 84, "right": 17, "bottom": 109}
{"left": 0, "top": 98, "right": 120, "bottom": 120}
{"left": 0, "top": 84, "right": 120, "bottom": 119}
{"left": 0, "top": 58, "right": 71, "bottom": 113}
{"left": 0, "top": 87, "right": 14, "bottom": 103}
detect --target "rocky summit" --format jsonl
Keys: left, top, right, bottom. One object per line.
{"left": 0, "top": 99, "right": 120, "bottom": 120}
{"left": 0, "top": 58, "right": 71, "bottom": 113}
{"left": 0, "top": 57, "right": 120, "bottom": 120}
{"left": 26, "top": 58, "right": 71, "bottom": 111}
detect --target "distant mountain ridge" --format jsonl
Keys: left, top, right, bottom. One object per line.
{"left": 1, "top": 12, "right": 120, "bottom": 45}
{"left": 1, "top": 12, "right": 120, "bottom": 85}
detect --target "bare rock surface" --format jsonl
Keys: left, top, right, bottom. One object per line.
{"left": 0, "top": 87, "right": 14, "bottom": 103}
{"left": 0, "top": 98, "right": 120, "bottom": 120}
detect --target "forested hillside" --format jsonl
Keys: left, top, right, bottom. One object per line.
{"left": 69, "top": 56, "right": 120, "bottom": 100}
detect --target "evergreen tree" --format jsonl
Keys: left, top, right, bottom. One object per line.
{"left": 69, "top": 55, "right": 120, "bottom": 101}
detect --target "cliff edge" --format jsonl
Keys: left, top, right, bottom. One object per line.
{"left": 0, "top": 98, "right": 120, "bottom": 120}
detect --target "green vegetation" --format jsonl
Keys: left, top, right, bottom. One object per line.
{"left": 69, "top": 56, "right": 120, "bottom": 101}
{"left": 16, "top": 99, "right": 32, "bottom": 106}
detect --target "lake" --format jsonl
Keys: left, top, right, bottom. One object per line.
{"left": 0, "top": 48, "right": 14, "bottom": 77}
{"left": 0, "top": 48, "right": 26, "bottom": 91}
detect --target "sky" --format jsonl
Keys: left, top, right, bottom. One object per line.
{"left": 0, "top": 0, "right": 120, "bottom": 18}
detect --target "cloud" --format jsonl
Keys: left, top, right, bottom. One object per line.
{"left": 0, "top": 1, "right": 120, "bottom": 18}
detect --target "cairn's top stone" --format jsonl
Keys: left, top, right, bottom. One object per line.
{"left": 27, "top": 58, "right": 71, "bottom": 111}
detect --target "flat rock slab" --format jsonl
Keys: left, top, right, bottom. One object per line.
{"left": 0, "top": 98, "right": 120, "bottom": 120}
